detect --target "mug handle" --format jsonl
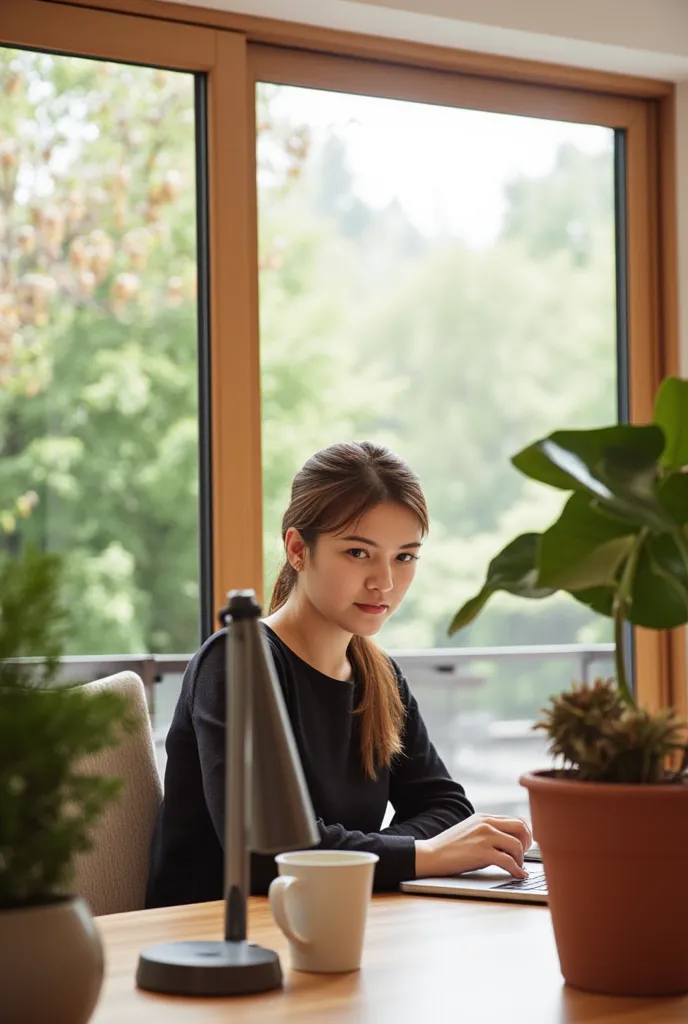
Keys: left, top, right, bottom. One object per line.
{"left": 268, "top": 875, "right": 310, "bottom": 949}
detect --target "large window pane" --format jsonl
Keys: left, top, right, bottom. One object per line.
{"left": 0, "top": 50, "right": 199, "bottom": 654}
{"left": 257, "top": 83, "right": 618, "bottom": 816}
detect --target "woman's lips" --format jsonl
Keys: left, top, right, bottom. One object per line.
{"left": 355, "top": 603, "right": 388, "bottom": 614}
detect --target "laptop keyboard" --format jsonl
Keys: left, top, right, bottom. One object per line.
{"left": 491, "top": 871, "right": 547, "bottom": 894}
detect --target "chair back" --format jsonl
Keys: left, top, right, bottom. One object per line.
{"left": 71, "top": 671, "right": 162, "bottom": 916}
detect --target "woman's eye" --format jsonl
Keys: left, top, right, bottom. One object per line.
{"left": 346, "top": 548, "right": 368, "bottom": 559}
{"left": 397, "top": 553, "right": 419, "bottom": 563}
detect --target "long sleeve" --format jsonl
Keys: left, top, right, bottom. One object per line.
{"left": 303, "top": 819, "right": 416, "bottom": 892}
{"left": 188, "top": 635, "right": 229, "bottom": 850}
{"left": 383, "top": 666, "right": 475, "bottom": 841}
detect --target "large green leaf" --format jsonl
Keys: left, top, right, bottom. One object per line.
{"left": 448, "top": 533, "right": 554, "bottom": 634}
{"left": 627, "top": 534, "right": 688, "bottom": 628}
{"left": 538, "top": 493, "right": 638, "bottom": 591}
{"left": 514, "top": 425, "right": 676, "bottom": 534}
{"left": 447, "top": 591, "right": 493, "bottom": 634}
{"left": 512, "top": 425, "right": 665, "bottom": 493}
{"left": 659, "top": 472, "right": 688, "bottom": 524}
{"left": 654, "top": 376, "right": 688, "bottom": 471}
{"left": 571, "top": 584, "right": 614, "bottom": 618}
{"left": 571, "top": 534, "right": 688, "bottom": 629}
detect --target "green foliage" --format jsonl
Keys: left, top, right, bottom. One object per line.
{"left": 0, "top": 51, "right": 199, "bottom": 654}
{"left": 503, "top": 144, "right": 614, "bottom": 265}
{"left": 0, "top": 547, "right": 132, "bottom": 907}
{"left": 257, "top": 86, "right": 618, "bottom": 679}
{"left": 0, "top": 546, "right": 69, "bottom": 684}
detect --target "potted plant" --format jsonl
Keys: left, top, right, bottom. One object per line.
{"left": 0, "top": 544, "right": 133, "bottom": 1024}
{"left": 449, "top": 375, "right": 688, "bottom": 997}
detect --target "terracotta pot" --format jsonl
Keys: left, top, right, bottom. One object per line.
{"left": 0, "top": 896, "right": 104, "bottom": 1024}
{"left": 521, "top": 770, "right": 688, "bottom": 996}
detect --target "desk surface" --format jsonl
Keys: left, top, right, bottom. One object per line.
{"left": 93, "top": 895, "right": 688, "bottom": 1023}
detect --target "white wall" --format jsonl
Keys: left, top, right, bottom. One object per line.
{"left": 162, "top": 0, "right": 688, "bottom": 369}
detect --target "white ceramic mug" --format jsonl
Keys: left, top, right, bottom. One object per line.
{"left": 268, "top": 850, "right": 379, "bottom": 973}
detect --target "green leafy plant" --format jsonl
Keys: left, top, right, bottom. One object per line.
{"left": 0, "top": 545, "right": 133, "bottom": 907}
{"left": 450, "top": 376, "right": 688, "bottom": 783}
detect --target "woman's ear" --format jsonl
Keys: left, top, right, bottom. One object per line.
{"left": 284, "top": 527, "right": 306, "bottom": 571}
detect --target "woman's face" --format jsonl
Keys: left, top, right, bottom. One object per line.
{"left": 286, "top": 500, "right": 423, "bottom": 637}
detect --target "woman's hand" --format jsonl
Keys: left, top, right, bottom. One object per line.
{"left": 414, "top": 813, "right": 533, "bottom": 879}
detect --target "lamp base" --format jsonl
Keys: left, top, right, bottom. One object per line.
{"left": 136, "top": 940, "right": 282, "bottom": 996}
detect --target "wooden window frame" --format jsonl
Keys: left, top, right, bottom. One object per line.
{"left": 3, "top": 0, "right": 684, "bottom": 714}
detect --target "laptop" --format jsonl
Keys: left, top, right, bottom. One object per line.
{"left": 400, "top": 845, "right": 548, "bottom": 905}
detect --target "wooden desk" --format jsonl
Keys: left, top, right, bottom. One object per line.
{"left": 93, "top": 895, "right": 688, "bottom": 1023}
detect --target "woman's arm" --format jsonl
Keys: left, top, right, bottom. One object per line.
{"left": 382, "top": 665, "right": 532, "bottom": 880}
{"left": 252, "top": 820, "right": 417, "bottom": 893}
{"left": 382, "top": 664, "right": 475, "bottom": 839}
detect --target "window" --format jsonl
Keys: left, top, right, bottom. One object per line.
{"left": 255, "top": 70, "right": 632, "bottom": 818}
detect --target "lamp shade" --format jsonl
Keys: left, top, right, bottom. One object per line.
{"left": 227, "top": 593, "right": 319, "bottom": 854}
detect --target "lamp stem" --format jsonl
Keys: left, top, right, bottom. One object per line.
{"left": 224, "top": 612, "right": 251, "bottom": 942}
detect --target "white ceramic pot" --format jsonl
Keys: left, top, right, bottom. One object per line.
{"left": 0, "top": 896, "right": 104, "bottom": 1024}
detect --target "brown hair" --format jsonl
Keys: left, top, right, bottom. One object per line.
{"left": 269, "top": 441, "right": 429, "bottom": 779}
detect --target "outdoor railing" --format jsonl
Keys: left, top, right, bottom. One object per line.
{"left": 10, "top": 642, "right": 616, "bottom": 819}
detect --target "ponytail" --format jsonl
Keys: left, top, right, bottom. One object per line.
{"left": 269, "top": 561, "right": 296, "bottom": 614}
{"left": 349, "top": 635, "right": 404, "bottom": 779}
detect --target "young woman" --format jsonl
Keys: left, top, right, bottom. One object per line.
{"left": 146, "top": 441, "right": 532, "bottom": 908}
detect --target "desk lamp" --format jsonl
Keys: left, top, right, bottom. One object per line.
{"left": 136, "top": 589, "right": 319, "bottom": 995}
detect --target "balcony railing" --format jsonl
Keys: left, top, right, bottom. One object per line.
{"left": 8, "top": 642, "right": 616, "bottom": 820}
{"left": 392, "top": 642, "right": 616, "bottom": 820}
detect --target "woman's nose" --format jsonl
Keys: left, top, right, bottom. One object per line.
{"left": 367, "top": 566, "right": 394, "bottom": 593}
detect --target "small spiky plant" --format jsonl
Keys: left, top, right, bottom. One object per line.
{"left": 535, "top": 678, "right": 688, "bottom": 783}
{"left": 450, "top": 376, "right": 688, "bottom": 786}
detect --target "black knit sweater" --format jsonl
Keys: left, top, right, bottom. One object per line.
{"left": 145, "top": 624, "right": 474, "bottom": 908}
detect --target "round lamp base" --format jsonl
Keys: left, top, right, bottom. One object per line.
{"left": 136, "top": 940, "right": 282, "bottom": 996}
